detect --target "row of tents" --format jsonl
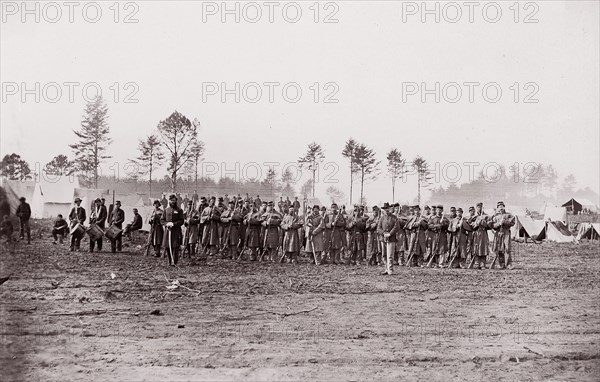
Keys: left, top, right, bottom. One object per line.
{"left": 0, "top": 178, "right": 153, "bottom": 231}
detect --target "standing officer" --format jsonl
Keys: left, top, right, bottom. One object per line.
{"left": 161, "top": 194, "right": 185, "bottom": 266}
{"left": 377, "top": 203, "right": 399, "bottom": 275}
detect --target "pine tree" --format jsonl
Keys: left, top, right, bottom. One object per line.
{"left": 354, "top": 143, "right": 380, "bottom": 204}
{"left": 341, "top": 138, "right": 359, "bottom": 205}
{"left": 413, "top": 155, "right": 432, "bottom": 205}
{"left": 69, "top": 96, "right": 111, "bottom": 188}
{"left": 386, "top": 148, "right": 406, "bottom": 203}
{"left": 134, "top": 134, "right": 164, "bottom": 197}
{"left": 298, "top": 142, "right": 325, "bottom": 197}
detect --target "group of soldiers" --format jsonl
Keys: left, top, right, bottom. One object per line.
{"left": 58, "top": 197, "right": 143, "bottom": 253}
{"left": 4, "top": 192, "right": 516, "bottom": 273}
{"left": 144, "top": 194, "right": 516, "bottom": 273}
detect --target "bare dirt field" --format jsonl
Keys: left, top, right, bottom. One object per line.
{"left": 1, "top": 234, "right": 599, "bottom": 381}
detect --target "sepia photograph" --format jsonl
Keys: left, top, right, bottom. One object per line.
{"left": 1, "top": 1, "right": 599, "bottom": 381}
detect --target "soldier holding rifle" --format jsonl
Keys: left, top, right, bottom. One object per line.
{"left": 281, "top": 205, "right": 303, "bottom": 264}
{"left": 200, "top": 196, "right": 222, "bottom": 256}
{"left": 260, "top": 201, "right": 282, "bottom": 262}
{"left": 323, "top": 203, "right": 346, "bottom": 265}
{"left": 377, "top": 202, "right": 399, "bottom": 275}
{"left": 469, "top": 202, "right": 491, "bottom": 269}
{"left": 161, "top": 194, "right": 184, "bottom": 266}
{"left": 305, "top": 205, "right": 325, "bottom": 265}
{"left": 490, "top": 201, "right": 516, "bottom": 269}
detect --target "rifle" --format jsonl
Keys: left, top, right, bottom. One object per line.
{"left": 467, "top": 254, "right": 477, "bottom": 269}
{"left": 326, "top": 211, "right": 341, "bottom": 262}
{"left": 258, "top": 213, "right": 271, "bottom": 261}
{"left": 220, "top": 198, "right": 239, "bottom": 254}
{"left": 310, "top": 235, "right": 319, "bottom": 265}
{"left": 404, "top": 216, "right": 416, "bottom": 267}
{"left": 144, "top": 224, "right": 154, "bottom": 256}
{"left": 446, "top": 252, "right": 458, "bottom": 269}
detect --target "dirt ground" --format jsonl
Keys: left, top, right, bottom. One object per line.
{"left": 1, "top": 232, "right": 599, "bottom": 381}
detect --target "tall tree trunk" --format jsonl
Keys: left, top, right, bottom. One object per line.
{"left": 94, "top": 141, "right": 99, "bottom": 189}
{"left": 312, "top": 168, "right": 316, "bottom": 197}
{"left": 194, "top": 159, "right": 198, "bottom": 191}
{"left": 349, "top": 166, "right": 353, "bottom": 205}
{"left": 172, "top": 169, "right": 177, "bottom": 192}
{"left": 392, "top": 178, "right": 395, "bottom": 203}
{"left": 417, "top": 176, "right": 421, "bottom": 205}
{"left": 360, "top": 170, "right": 364, "bottom": 204}
{"left": 149, "top": 165, "right": 153, "bottom": 199}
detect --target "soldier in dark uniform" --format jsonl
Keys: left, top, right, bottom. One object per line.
{"left": 305, "top": 205, "right": 325, "bottom": 265}
{"left": 239, "top": 199, "right": 252, "bottom": 250}
{"left": 428, "top": 205, "right": 449, "bottom": 268}
{"left": 281, "top": 205, "right": 303, "bottom": 264}
{"left": 449, "top": 207, "right": 471, "bottom": 268}
{"left": 324, "top": 203, "right": 346, "bottom": 264}
{"left": 123, "top": 208, "right": 143, "bottom": 240}
{"left": 108, "top": 201, "right": 124, "bottom": 253}
{"left": 197, "top": 197, "right": 208, "bottom": 249}
{"left": 243, "top": 204, "right": 262, "bottom": 261}
{"left": 16, "top": 197, "right": 31, "bottom": 244}
{"left": 406, "top": 205, "right": 428, "bottom": 267}
{"left": 220, "top": 200, "right": 243, "bottom": 259}
{"left": 183, "top": 200, "right": 201, "bottom": 257}
{"left": 254, "top": 195, "right": 262, "bottom": 209}
{"left": 161, "top": 194, "right": 184, "bottom": 266}
{"left": 470, "top": 202, "right": 490, "bottom": 269}
{"left": 89, "top": 198, "right": 107, "bottom": 252}
{"left": 148, "top": 200, "right": 164, "bottom": 257}
{"left": 366, "top": 206, "right": 381, "bottom": 265}
{"left": 490, "top": 201, "right": 516, "bottom": 269}
{"left": 68, "top": 197, "right": 86, "bottom": 251}
{"left": 466, "top": 206, "right": 476, "bottom": 263}
{"left": 346, "top": 205, "right": 367, "bottom": 265}
{"left": 52, "top": 214, "right": 68, "bottom": 244}
{"left": 200, "top": 196, "right": 222, "bottom": 256}
{"left": 377, "top": 202, "right": 399, "bottom": 275}
{"left": 260, "top": 201, "right": 282, "bottom": 262}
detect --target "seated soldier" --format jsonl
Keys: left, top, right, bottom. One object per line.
{"left": 123, "top": 208, "right": 143, "bottom": 240}
{"left": 52, "top": 214, "right": 69, "bottom": 244}
{"left": 0, "top": 215, "right": 14, "bottom": 243}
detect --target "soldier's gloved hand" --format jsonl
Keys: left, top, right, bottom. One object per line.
{"left": 166, "top": 222, "right": 174, "bottom": 228}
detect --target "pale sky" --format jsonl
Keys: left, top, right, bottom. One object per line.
{"left": 1, "top": 0, "right": 598, "bottom": 204}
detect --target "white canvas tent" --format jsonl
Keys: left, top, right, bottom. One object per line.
{"left": 31, "top": 177, "right": 80, "bottom": 218}
{"left": 511, "top": 215, "right": 545, "bottom": 239}
{"left": 538, "top": 221, "right": 577, "bottom": 243}
{"left": 0, "top": 179, "right": 36, "bottom": 214}
{"left": 576, "top": 223, "right": 600, "bottom": 240}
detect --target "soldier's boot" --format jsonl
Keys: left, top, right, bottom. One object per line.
{"left": 498, "top": 253, "right": 506, "bottom": 269}
{"left": 315, "top": 251, "right": 322, "bottom": 265}
{"left": 477, "top": 256, "right": 485, "bottom": 269}
{"left": 399, "top": 252, "right": 405, "bottom": 266}
{"left": 334, "top": 250, "right": 342, "bottom": 264}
